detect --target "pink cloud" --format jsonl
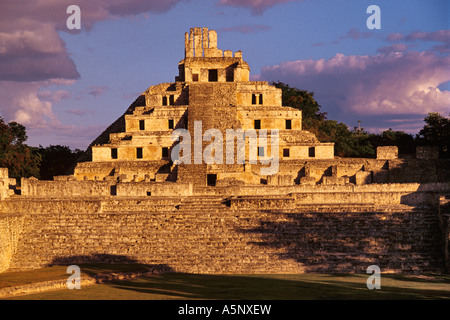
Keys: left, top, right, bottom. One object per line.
{"left": 219, "top": 24, "right": 271, "bottom": 34}
{"left": 0, "top": 0, "right": 182, "bottom": 131}
{"left": 217, "top": 0, "right": 301, "bottom": 14}
{"left": 257, "top": 50, "right": 450, "bottom": 117}
{"left": 87, "top": 86, "right": 109, "bottom": 97}
{"left": 386, "top": 30, "right": 450, "bottom": 53}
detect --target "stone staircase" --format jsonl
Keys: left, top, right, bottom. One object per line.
{"left": 177, "top": 196, "right": 230, "bottom": 213}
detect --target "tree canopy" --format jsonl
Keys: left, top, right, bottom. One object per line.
{"left": 0, "top": 117, "right": 41, "bottom": 179}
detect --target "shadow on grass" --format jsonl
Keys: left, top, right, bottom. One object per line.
{"left": 104, "top": 273, "right": 450, "bottom": 300}
{"left": 47, "top": 254, "right": 174, "bottom": 277}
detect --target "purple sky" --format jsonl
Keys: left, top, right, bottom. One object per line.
{"left": 0, "top": 0, "right": 448, "bottom": 150}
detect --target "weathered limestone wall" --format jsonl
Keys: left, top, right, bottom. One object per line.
{"left": 0, "top": 214, "right": 24, "bottom": 272}
{"left": 3, "top": 195, "right": 445, "bottom": 274}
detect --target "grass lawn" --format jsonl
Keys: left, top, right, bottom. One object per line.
{"left": 1, "top": 265, "right": 449, "bottom": 300}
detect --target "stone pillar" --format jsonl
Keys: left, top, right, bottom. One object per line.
{"left": 208, "top": 30, "right": 217, "bottom": 48}
{"left": 194, "top": 27, "right": 202, "bottom": 57}
{"left": 185, "top": 31, "right": 193, "bottom": 58}
{"left": 202, "top": 27, "right": 209, "bottom": 55}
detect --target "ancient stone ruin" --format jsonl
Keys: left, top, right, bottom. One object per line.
{"left": 0, "top": 28, "right": 449, "bottom": 275}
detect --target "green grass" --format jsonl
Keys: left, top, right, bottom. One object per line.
{"left": 1, "top": 266, "right": 450, "bottom": 300}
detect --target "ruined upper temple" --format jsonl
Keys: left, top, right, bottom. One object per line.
{"left": 73, "top": 27, "right": 335, "bottom": 187}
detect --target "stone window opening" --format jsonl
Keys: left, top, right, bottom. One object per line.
{"left": 192, "top": 73, "right": 199, "bottom": 82}
{"left": 111, "top": 148, "right": 118, "bottom": 159}
{"left": 162, "top": 96, "right": 168, "bottom": 106}
{"left": 169, "top": 95, "right": 175, "bottom": 105}
{"left": 208, "top": 69, "right": 218, "bottom": 82}
{"left": 139, "top": 119, "right": 145, "bottom": 131}
{"left": 168, "top": 119, "right": 174, "bottom": 129}
{"left": 226, "top": 68, "right": 234, "bottom": 82}
{"left": 283, "top": 148, "right": 290, "bottom": 157}
{"left": 309, "top": 147, "right": 315, "bottom": 158}
{"left": 285, "top": 119, "right": 292, "bottom": 130}
{"left": 162, "top": 147, "right": 169, "bottom": 158}
{"left": 252, "top": 94, "right": 262, "bottom": 105}
{"left": 207, "top": 174, "right": 217, "bottom": 186}
{"left": 254, "top": 119, "right": 261, "bottom": 130}
{"left": 136, "top": 147, "right": 143, "bottom": 159}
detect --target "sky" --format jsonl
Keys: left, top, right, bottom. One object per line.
{"left": 0, "top": 0, "right": 448, "bottom": 150}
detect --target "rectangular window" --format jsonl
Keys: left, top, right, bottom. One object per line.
{"left": 283, "top": 148, "right": 290, "bottom": 157}
{"left": 162, "top": 96, "right": 168, "bottom": 106}
{"left": 285, "top": 119, "right": 292, "bottom": 130}
{"left": 162, "top": 147, "right": 169, "bottom": 158}
{"left": 259, "top": 94, "right": 263, "bottom": 105}
{"left": 309, "top": 147, "right": 315, "bottom": 158}
{"left": 207, "top": 174, "right": 217, "bottom": 186}
{"left": 208, "top": 69, "right": 218, "bottom": 82}
{"left": 110, "top": 185, "right": 117, "bottom": 196}
{"left": 136, "top": 147, "right": 143, "bottom": 159}
{"left": 226, "top": 68, "right": 234, "bottom": 82}
{"left": 169, "top": 95, "right": 175, "bottom": 105}
{"left": 254, "top": 119, "right": 261, "bottom": 129}
{"left": 111, "top": 148, "right": 118, "bottom": 159}
{"left": 192, "top": 73, "right": 199, "bottom": 82}
{"left": 139, "top": 119, "right": 145, "bottom": 131}
{"left": 252, "top": 94, "right": 257, "bottom": 105}
{"left": 258, "top": 146, "right": 264, "bottom": 157}
{"left": 168, "top": 119, "right": 174, "bottom": 129}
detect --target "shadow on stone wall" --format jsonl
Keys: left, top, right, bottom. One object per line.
{"left": 238, "top": 204, "right": 445, "bottom": 274}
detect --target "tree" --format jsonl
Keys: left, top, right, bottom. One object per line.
{"left": 271, "top": 81, "right": 327, "bottom": 129}
{"left": 417, "top": 112, "right": 450, "bottom": 158}
{"left": 369, "top": 129, "right": 416, "bottom": 155}
{"left": 0, "top": 117, "right": 41, "bottom": 179}
{"left": 37, "top": 145, "right": 84, "bottom": 180}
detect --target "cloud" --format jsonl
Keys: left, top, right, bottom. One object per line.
{"left": 339, "top": 28, "right": 374, "bottom": 41}
{"left": 87, "top": 86, "right": 109, "bottom": 97}
{"left": 217, "top": 0, "right": 301, "bottom": 14}
{"left": 256, "top": 50, "right": 450, "bottom": 120}
{"left": 386, "top": 30, "right": 450, "bottom": 54}
{"left": 0, "top": 0, "right": 182, "bottom": 131}
{"left": 67, "top": 109, "right": 94, "bottom": 117}
{"left": 219, "top": 24, "right": 271, "bottom": 34}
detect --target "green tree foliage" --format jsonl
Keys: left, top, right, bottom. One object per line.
{"left": 271, "top": 81, "right": 326, "bottom": 128}
{"left": 0, "top": 117, "right": 41, "bottom": 179}
{"left": 36, "top": 145, "right": 84, "bottom": 180}
{"left": 416, "top": 112, "right": 450, "bottom": 158}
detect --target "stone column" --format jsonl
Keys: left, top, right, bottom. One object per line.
{"left": 194, "top": 27, "right": 202, "bottom": 57}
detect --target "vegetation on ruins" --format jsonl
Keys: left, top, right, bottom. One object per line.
{"left": 273, "top": 81, "right": 450, "bottom": 158}
{"left": 0, "top": 117, "right": 83, "bottom": 180}
{"left": 0, "top": 117, "right": 40, "bottom": 179}
{"left": 35, "top": 145, "right": 84, "bottom": 180}
{"left": 416, "top": 112, "right": 450, "bottom": 158}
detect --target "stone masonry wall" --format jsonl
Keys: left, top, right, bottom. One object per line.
{"left": 0, "top": 214, "right": 24, "bottom": 272}
{"left": 2, "top": 188, "right": 447, "bottom": 274}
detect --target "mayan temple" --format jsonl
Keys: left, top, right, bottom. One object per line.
{"left": 73, "top": 27, "right": 334, "bottom": 188}
{"left": 0, "top": 28, "right": 449, "bottom": 276}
